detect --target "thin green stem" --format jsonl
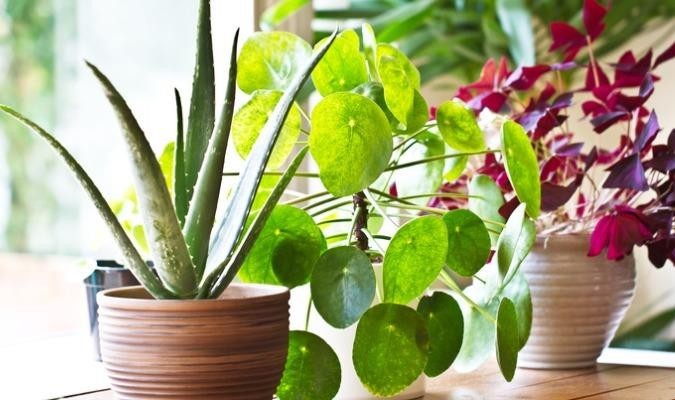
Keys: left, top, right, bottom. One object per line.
{"left": 385, "top": 150, "right": 497, "bottom": 172}
{"left": 310, "top": 200, "right": 353, "bottom": 217}
{"left": 284, "top": 191, "right": 330, "bottom": 206}
{"left": 302, "top": 196, "right": 344, "bottom": 211}
{"left": 223, "top": 171, "right": 319, "bottom": 178}
{"left": 363, "top": 188, "right": 399, "bottom": 228}
{"left": 305, "top": 296, "right": 313, "bottom": 330}
{"left": 440, "top": 270, "right": 496, "bottom": 324}
{"left": 298, "top": 105, "right": 311, "bottom": 124}
{"left": 317, "top": 218, "right": 352, "bottom": 225}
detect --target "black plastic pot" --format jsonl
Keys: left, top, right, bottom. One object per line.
{"left": 83, "top": 260, "right": 144, "bottom": 360}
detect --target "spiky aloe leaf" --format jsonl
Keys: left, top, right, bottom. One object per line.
{"left": 0, "top": 105, "right": 175, "bottom": 299}
{"left": 183, "top": 29, "right": 239, "bottom": 281}
{"left": 184, "top": 0, "right": 216, "bottom": 206}
{"left": 203, "top": 146, "right": 309, "bottom": 299}
{"left": 206, "top": 30, "right": 338, "bottom": 273}
{"left": 173, "top": 88, "right": 187, "bottom": 227}
{"left": 86, "top": 62, "right": 197, "bottom": 298}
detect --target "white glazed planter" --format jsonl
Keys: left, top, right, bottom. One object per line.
{"left": 519, "top": 234, "right": 636, "bottom": 369}
{"left": 290, "top": 284, "right": 425, "bottom": 400}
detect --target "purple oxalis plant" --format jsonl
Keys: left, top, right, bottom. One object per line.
{"left": 425, "top": 0, "right": 675, "bottom": 267}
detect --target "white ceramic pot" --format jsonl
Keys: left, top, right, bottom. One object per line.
{"left": 518, "top": 234, "right": 636, "bottom": 369}
{"left": 290, "top": 285, "right": 426, "bottom": 400}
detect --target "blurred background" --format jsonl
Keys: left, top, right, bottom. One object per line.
{"left": 0, "top": 0, "right": 673, "bottom": 353}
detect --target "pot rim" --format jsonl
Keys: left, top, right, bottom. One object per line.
{"left": 98, "top": 283, "right": 289, "bottom": 308}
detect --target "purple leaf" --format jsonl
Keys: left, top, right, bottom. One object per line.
{"left": 556, "top": 142, "right": 584, "bottom": 157}
{"left": 633, "top": 110, "right": 659, "bottom": 153}
{"left": 603, "top": 153, "right": 649, "bottom": 191}
{"left": 541, "top": 182, "right": 579, "bottom": 211}
{"left": 583, "top": 0, "right": 608, "bottom": 39}
{"left": 614, "top": 75, "right": 654, "bottom": 112}
{"left": 498, "top": 196, "right": 521, "bottom": 220}
{"left": 591, "top": 111, "right": 629, "bottom": 133}
{"left": 551, "top": 61, "right": 577, "bottom": 71}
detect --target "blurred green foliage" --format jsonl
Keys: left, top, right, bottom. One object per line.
{"left": 0, "top": 0, "right": 59, "bottom": 251}
{"left": 264, "top": 0, "right": 675, "bottom": 84}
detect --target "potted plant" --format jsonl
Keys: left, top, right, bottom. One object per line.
{"left": 0, "top": 0, "right": 339, "bottom": 397}
{"left": 428, "top": 0, "right": 674, "bottom": 369}
{"left": 227, "top": 24, "right": 543, "bottom": 398}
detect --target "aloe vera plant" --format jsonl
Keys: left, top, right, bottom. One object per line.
{"left": 0, "top": 0, "right": 338, "bottom": 300}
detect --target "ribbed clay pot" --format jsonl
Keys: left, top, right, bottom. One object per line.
{"left": 97, "top": 284, "right": 289, "bottom": 400}
{"left": 519, "top": 234, "right": 636, "bottom": 369}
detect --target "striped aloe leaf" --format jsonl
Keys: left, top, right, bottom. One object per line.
{"left": 183, "top": 29, "right": 239, "bottom": 282}
{"left": 173, "top": 88, "right": 187, "bottom": 227}
{"left": 86, "top": 62, "right": 197, "bottom": 298}
{"left": 205, "top": 29, "right": 339, "bottom": 273}
{"left": 0, "top": 105, "right": 176, "bottom": 299}
{"left": 184, "top": 0, "right": 216, "bottom": 211}
{"left": 202, "top": 146, "right": 310, "bottom": 299}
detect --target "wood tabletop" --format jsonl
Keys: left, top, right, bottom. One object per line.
{"left": 67, "top": 362, "right": 675, "bottom": 400}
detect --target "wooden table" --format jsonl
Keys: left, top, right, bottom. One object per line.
{"left": 67, "top": 362, "right": 675, "bottom": 400}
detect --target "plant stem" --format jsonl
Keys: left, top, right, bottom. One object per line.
{"left": 283, "top": 190, "right": 330, "bottom": 206}
{"left": 353, "top": 191, "right": 369, "bottom": 251}
{"left": 222, "top": 171, "right": 320, "bottom": 178}
{"left": 297, "top": 105, "right": 311, "bottom": 124}
{"left": 364, "top": 188, "right": 399, "bottom": 228}
{"left": 302, "top": 196, "right": 344, "bottom": 211}
{"left": 440, "top": 270, "right": 496, "bottom": 324}
{"left": 385, "top": 150, "right": 497, "bottom": 171}
{"left": 305, "top": 296, "right": 313, "bottom": 330}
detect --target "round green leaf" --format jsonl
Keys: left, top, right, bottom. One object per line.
{"left": 496, "top": 297, "right": 519, "bottom": 382}
{"left": 277, "top": 331, "right": 341, "bottom": 400}
{"left": 383, "top": 215, "right": 448, "bottom": 304}
{"left": 468, "top": 174, "right": 505, "bottom": 245}
{"left": 443, "top": 145, "right": 469, "bottom": 182}
{"left": 495, "top": 203, "right": 535, "bottom": 281}
{"left": 501, "top": 271, "right": 533, "bottom": 350}
{"left": 454, "top": 285, "right": 498, "bottom": 373}
{"left": 436, "top": 100, "right": 486, "bottom": 152}
{"left": 239, "top": 205, "right": 326, "bottom": 287}
{"left": 232, "top": 90, "right": 301, "bottom": 169}
{"left": 309, "top": 92, "right": 393, "bottom": 196}
{"left": 237, "top": 31, "right": 312, "bottom": 93}
{"left": 443, "top": 209, "right": 491, "bottom": 276}
{"left": 353, "top": 303, "right": 429, "bottom": 396}
{"left": 310, "top": 246, "right": 376, "bottom": 329}
{"left": 352, "top": 82, "right": 399, "bottom": 129}
{"left": 501, "top": 120, "right": 541, "bottom": 218}
{"left": 393, "top": 131, "right": 444, "bottom": 206}
{"left": 311, "top": 30, "right": 368, "bottom": 96}
{"left": 417, "top": 292, "right": 464, "bottom": 377}
{"left": 377, "top": 43, "right": 420, "bottom": 128}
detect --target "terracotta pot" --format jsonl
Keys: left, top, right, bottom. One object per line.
{"left": 519, "top": 234, "right": 636, "bottom": 369}
{"left": 97, "top": 284, "right": 289, "bottom": 400}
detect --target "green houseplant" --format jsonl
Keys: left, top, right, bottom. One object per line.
{"left": 0, "top": 0, "right": 339, "bottom": 397}
{"left": 1, "top": 3, "right": 542, "bottom": 399}
{"left": 224, "top": 24, "right": 543, "bottom": 398}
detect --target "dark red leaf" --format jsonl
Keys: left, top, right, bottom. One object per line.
{"left": 467, "top": 91, "right": 507, "bottom": 112}
{"left": 614, "top": 50, "right": 653, "bottom": 88}
{"left": 588, "top": 205, "right": 654, "bottom": 260}
{"left": 557, "top": 142, "right": 584, "bottom": 157}
{"left": 603, "top": 153, "right": 649, "bottom": 191}
{"left": 498, "top": 196, "right": 521, "bottom": 220}
{"left": 653, "top": 41, "right": 675, "bottom": 69}
{"left": 614, "top": 75, "right": 655, "bottom": 112}
{"left": 541, "top": 181, "right": 579, "bottom": 211}
{"left": 582, "top": 100, "right": 605, "bottom": 116}
{"left": 503, "top": 65, "right": 551, "bottom": 90}
{"left": 584, "top": 61, "right": 610, "bottom": 90}
{"left": 549, "top": 22, "right": 586, "bottom": 61}
{"left": 583, "top": 0, "right": 608, "bottom": 39}
{"left": 646, "top": 145, "right": 675, "bottom": 173}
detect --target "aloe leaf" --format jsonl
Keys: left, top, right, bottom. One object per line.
{"left": 206, "top": 30, "right": 338, "bottom": 273}
{"left": 184, "top": 0, "right": 216, "bottom": 207}
{"left": 173, "top": 88, "right": 187, "bottom": 227}
{"left": 183, "top": 29, "right": 239, "bottom": 282}
{"left": 0, "top": 105, "right": 175, "bottom": 299}
{"left": 86, "top": 62, "right": 197, "bottom": 298}
{"left": 203, "top": 146, "right": 309, "bottom": 298}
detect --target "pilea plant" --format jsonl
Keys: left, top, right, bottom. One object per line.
{"left": 426, "top": 0, "right": 674, "bottom": 267}
{"left": 227, "top": 24, "right": 542, "bottom": 398}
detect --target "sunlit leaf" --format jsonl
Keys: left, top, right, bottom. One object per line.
{"left": 502, "top": 120, "right": 541, "bottom": 218}
{"left": 312, "top": 30, "right": 368, "bottom": 96}
{"left": 436, "top": 100, "right": 486, "bottom": 152}
{"left": 443, "top": 209, "right": 491, "bottom": 276}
